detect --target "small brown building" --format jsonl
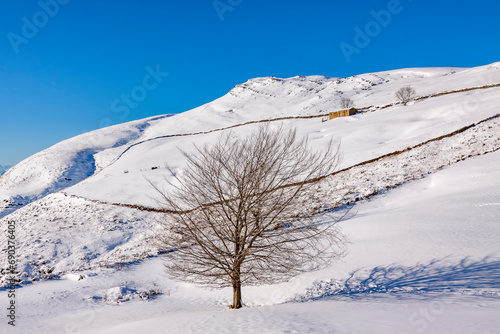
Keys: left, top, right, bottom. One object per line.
{"left": 329, "top": 108, "right": 357, "bottom": 120}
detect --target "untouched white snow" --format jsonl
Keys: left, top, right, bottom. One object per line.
{"left": 1, "top": 149, "right": 499, "bottom": 334}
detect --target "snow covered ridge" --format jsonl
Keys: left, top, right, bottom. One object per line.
{"left": 0, "top": 115, "right": 170, "bottom": 218}
{"left": 1, "top": 62, "right": 499, "bottom": 218}
{"left": 0, "top": 165, "right": 12, "bottom": 175}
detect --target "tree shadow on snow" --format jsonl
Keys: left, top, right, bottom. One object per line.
{"left": 294, "top": 256, "right": 500, "bottom": 302}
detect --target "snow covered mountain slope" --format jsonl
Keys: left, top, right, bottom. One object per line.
{"left": 0, "top": 115, "right": 172, "bottom": 218}
{"left": 0, "top": 165, "right": 12, "bottom": 175}
{"left": 1, "top": 62, "right": 499, "bottom": 217}
{"left": 0, "top": 62, "right": 499, "bottom": 286}
{"left": 2, "top": 144, "right": 500, "bottom": 334}
{"left": 2, "top": 113, "right": 499, "bottom": 287}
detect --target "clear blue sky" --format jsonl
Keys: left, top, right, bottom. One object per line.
{"left": 1, "top": 0, "right": 499, "bottom": 166}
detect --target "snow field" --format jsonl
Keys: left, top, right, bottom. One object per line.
{"left": 1, "top": 149, "right": 499, "bottom": 334}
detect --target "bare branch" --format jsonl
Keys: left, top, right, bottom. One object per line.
{"left": 340, "top": 97, "right": 354, "bottom": 109}
{"left": 396, "top": 86, "right": 416, "bottom": 106}
{"left": 152, "top": 124, "right": 349, "bottom": 308}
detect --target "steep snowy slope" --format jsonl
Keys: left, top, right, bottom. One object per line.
{"left": 2, "top": 113, "right": 498, "bottom": 286}
{"left": 0, "top": 115, "right": 172, "bottom": 218}
{"left": 67, "top": 87, "right": 500, "bottom": 207}
{"left": 0, "top": 165, "right": 12, "bottom": 175}
{"left": 2, "top": 147, "right": 499, "bottom": 334}
{"left": 0, "top": 62, "right": 499, "bottom": 286}
{"left": 1, "top": 62, "right": 499, "bottom": 218}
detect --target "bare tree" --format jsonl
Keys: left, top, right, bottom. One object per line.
{"left": 151, "top": 125, "right": 348, "bottom": 309}
{"left": 340, "top": 97, "right": 354, "bottom": 109}
{"left": 395, "top": 86, "right": 416, "bottom": 105}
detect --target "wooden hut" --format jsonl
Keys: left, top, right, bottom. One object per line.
{"left": 329, "top": 108, "right": 357, "bottom": 120}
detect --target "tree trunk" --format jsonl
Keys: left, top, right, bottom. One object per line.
{"left": 231, "top": 282, "right": 242, "bottom": 309}
{"left": 231, "top": 263, "right": 242, "bottom": 309}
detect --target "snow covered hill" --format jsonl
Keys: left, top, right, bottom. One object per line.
{"left": 1, "top": 62, "right": 500, "bottom": 281}
{"left": 0, "top": 62, "right": 499, "bottom": 333}
{"left": 0, "top": 165, "right": 12, "bottom": 175}
{"left": 1, "top": 62, "right": 499, "bottom": 214}
{"left": 2, "top": 142, "right": 500, "bottom": 334}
